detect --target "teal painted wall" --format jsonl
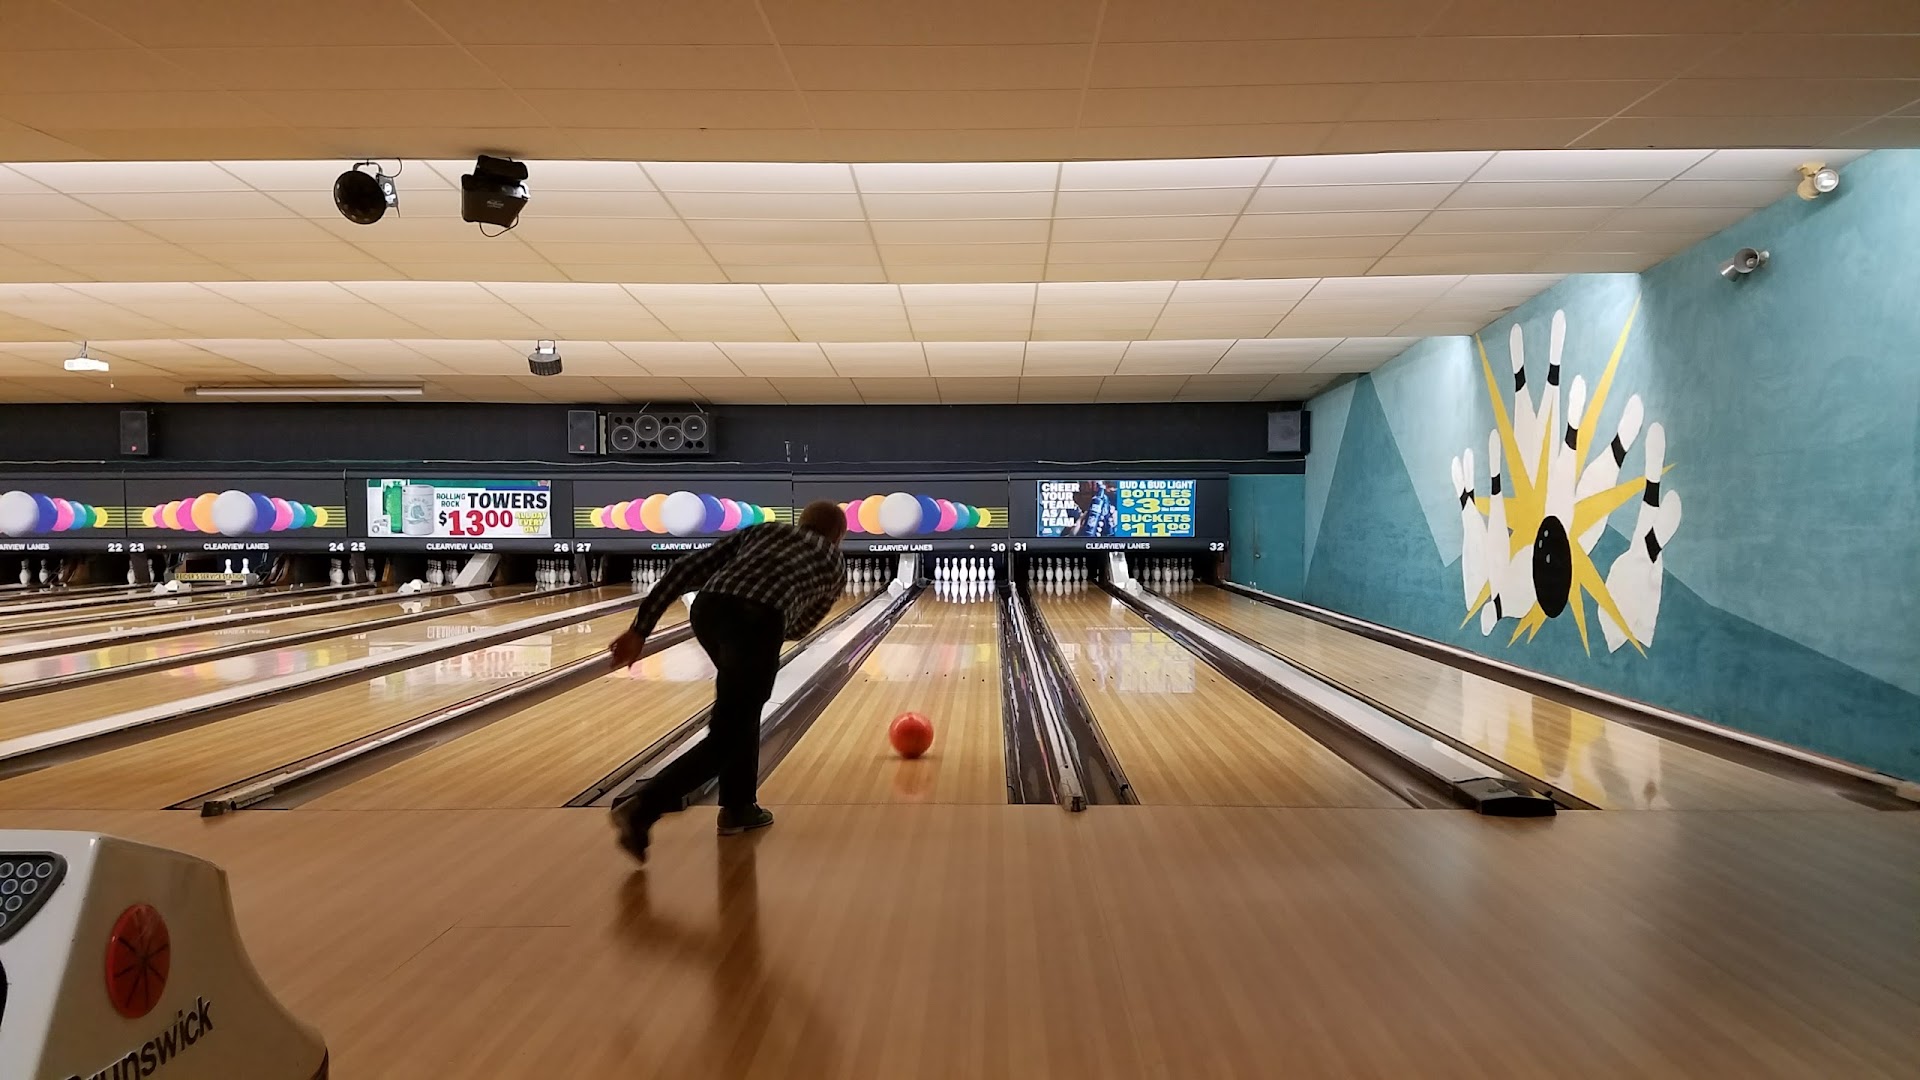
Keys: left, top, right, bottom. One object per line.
{"left": 1302, "top": 150, "right": 1920, "bottom": 780}
{"left": 1229, "top": 473, "right": 1304, "bottom": 597}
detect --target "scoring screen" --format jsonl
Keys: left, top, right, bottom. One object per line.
{"left": 1035, "top": 479, "right": 1196, "bottom": 538}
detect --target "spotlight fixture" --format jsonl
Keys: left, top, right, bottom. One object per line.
{"left": 1718, "top": 247, "right": 1769, "bottom": 280}
{"left": 333, "top": 161, "right": 400, "bottom": 225}
{"left": 527, "top": 339, "right": 562, "bottom": 377}
{"left": 461, "top": 154, "right": 529, "bottom": 231}
{"left": 62, "top": 342, "right": 108, "bottom": 372}
{"left": 1796, "top": 162, "right": 1840, "bottom": 200}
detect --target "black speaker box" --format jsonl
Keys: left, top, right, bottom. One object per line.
{"left": 1266, "top": 407, "right": 1309, "bottom": 455}
{"left": 119, "top": 409, "right": 151, "bottom": 457}
{"left": 565, "top": 409, "right": 599, "bottom": 455}
{"left": 603, "top": 408, "right": 712, "bottom": 456}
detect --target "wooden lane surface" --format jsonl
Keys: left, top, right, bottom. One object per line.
{"left": 0, "top": 583, "right": 340, "bottom": 632}
{"left": 0, "top": 586, "right": 534, "bottom": 686}
{"left": 0, "top": 587, "right": 614, "bottom": 744}
{"left": 302, "top": 594, "right": 865, "bottom": 811}
{"left": 1176, "top": 588, "right": 1854, "bottom": 811}
{"left": 0, "top": 606, "right": 659, "bottom": 810}
{"left": 1037, "top": 590, "right": 1402, "bottom": 808}
{"left": 762, "top": 593, "right": 1004, "bottom": 806}
{"left": 6, "top": 806, "right": 1913, "bottom": 1078}
{"left": 0, "top": 584, "right": 391, "bottom": 649}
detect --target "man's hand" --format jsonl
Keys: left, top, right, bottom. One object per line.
{"left": 608, "top": 628, "right": 646, "bottom": 672}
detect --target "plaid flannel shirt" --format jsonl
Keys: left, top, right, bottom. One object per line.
{"left": 628, "top": 522, "right": 845, "bottom": 641}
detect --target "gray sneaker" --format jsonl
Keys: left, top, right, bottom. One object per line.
{"left": 716, "top": 805, "right": 774, "bottom": 835}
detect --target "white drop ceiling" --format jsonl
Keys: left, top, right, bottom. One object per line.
{"left": 0, "top": 0, "right": 1915, "bottom": 162}
{"left": 0, "top": 148, "right": 1870, "bottom": 403}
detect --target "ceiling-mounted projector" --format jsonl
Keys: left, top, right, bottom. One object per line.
{"left": 461, "top": 154, "right": 529, "bottom": 230}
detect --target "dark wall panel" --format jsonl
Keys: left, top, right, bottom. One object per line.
{"left": 0, "top": 401, "right": 1306, "bottom": 473}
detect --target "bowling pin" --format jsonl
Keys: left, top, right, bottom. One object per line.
{"left": 427, "top": 560, "right": 443, "bottom": 586}
{"left": 1508, "top": 323, "right": 1538, "bottom": 482}
{"left": 127, "top": 559, "right": 138, "bottom": 585}
{"left": 1538, "top": 309, "right": 1567, "bottom": 480}
{"left": 1575, "top": 395, "right": 1645, "bottom": 551}
{"left": 1482, "top": 430, "right": 1510, "bottom": 635}
{"left": 1547, "top": 374, "right": 1585, "bottom": 528}
{"left": 38, "top": 561, "right": 49, "bottom": 585}
{"left": 329, "top": 559, "right": 345, "bottom": 585}
{"left": 1455, "top": 453, "right": 1487, "bottom": 612}
{"left": 1601, "top": 423, "right": 1680, "bottom": 652}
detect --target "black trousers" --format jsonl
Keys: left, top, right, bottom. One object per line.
{"left": 637, "top": 591, "right": 784, "bottom": 814}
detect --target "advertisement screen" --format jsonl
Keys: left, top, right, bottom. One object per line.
{"left": 0, "top": 477, "right": 128, "bottom": 551}
{"left": 1036, "top": 479, "right": 1196, "bottom": 538}
{"left": 126, "top": 475, "right": 346, "bottom": 551}
{"left": 365, "top": 478, "right": 553, "bottom": 541}
{"left": 573, "top": 478, "right": 793, "bottom": 551}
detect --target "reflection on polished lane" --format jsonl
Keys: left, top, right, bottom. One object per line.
{"left": 1175, "top": 588, "right": 1855, "bottom": 811}
{"left": 302, "top": 595, "right": 862, "bottom": 810}
{"left": 0, "top": 605, "right": 650, "bottom": 811}
{"left": 0, "top": 586, "right": 532, "bottom": 686}
{"left": 0, "top": 583, "right": 378, "bottom": 637}
{"left": 1038, "top": 591, "right": 1402, "bottom": 807}
{"left": 762, "top": 594, "right": 1004, "bottom": 806}
{"left": 0, "top": 587, "right": 620, "bottom": 745}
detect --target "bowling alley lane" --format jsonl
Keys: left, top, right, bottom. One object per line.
{"left": 0, "top": 583, "right": 395, "bottom": 651}
{"left": 1035, "top": 591, "right": 1405, "bottom": 807}
{"left": 299, "top": 594, "right": 866, "bottom": 810}
{"left": 0, "top": 606, "right": 656, "bottom": 810}
{"left": 0, "top": 582, "right": 364, "bottom": 636}
{"left": 760, "top": 592, "right": 1005, "bottom": 805}
{"left": 0, "top": 585, "right": 534, "bottom": 687}
{"left": 1170, "top": 587, "right": 1857, "bottom": 811}
{"left": 0, "top": 586, "right": 621, "bottom": 745}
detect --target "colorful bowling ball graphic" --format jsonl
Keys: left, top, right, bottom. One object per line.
{"left": 0, "top": 490, "right": 107, "bottom": 537}
{"left": 140, "top": 489, "right": 327, "bottom": 534}
{"left": 589, "top": 491, "right": 774, "bottom": 536}
{"left": 841, "top": 492, "right": 985, "bottom": 537}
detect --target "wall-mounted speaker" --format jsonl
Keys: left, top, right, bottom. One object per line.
{"left": 1266, "top": 407, "right": 1309, "bottom": 455}
{"left": 118, "top": 409, "right": 151, "bottom": 457}
{"left": 565, "top": 409, "right": 599, "bottom": 455}
{"left": 604, "top": 408, "right": 713, "bottom": 456}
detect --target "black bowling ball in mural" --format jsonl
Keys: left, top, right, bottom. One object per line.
{"left": 1531, "top": 515, "right": 1574, "bottom": 618}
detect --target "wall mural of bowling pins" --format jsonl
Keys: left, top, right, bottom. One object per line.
{"left": 1452, "top": 302, "right": 1681, "bottom": 655}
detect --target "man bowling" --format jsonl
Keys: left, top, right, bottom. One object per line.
{"left": 606, "top": 500, "right": 847, "bottom": 863}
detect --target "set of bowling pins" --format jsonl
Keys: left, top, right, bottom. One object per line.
{"left": 632, "top": 558, "right": 673, "bottom": 587}
{"left": 1030, "top": 557, "right": 1088, "bottom": 585}
{"left": 533, "top": 559, "right": 572, "bottom": 586}
{"left": 17, "top": 560, "right": 50, "bottom": 586}
{"left": 1135, "top": 558, "right": 1192, "bottom": 585}
{"left": 932, "top": 557, "right": 992, "bottom": 584}
{"left": 218, "top": 558, "right": 253, "bottom": 577}
{"left": 845, "top": 557, "right": 889, "bottom": 592}
{"left": 1456, "top": 309, "right": 1681, "bottom": 650}
{"left": 933, "top": 575, "right": 993, "bottom": 603}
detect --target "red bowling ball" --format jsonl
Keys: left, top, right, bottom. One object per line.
{"left": 888, "top": 711, "right": 934, "bottom": 759}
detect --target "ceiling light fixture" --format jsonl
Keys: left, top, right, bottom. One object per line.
{"left": 62, "top": 342, "right": 108, "bottom": 372}
{"left": 527, "top": 339, "right": 562, "bottom": 377}
{"left": 191, "top": 385, "right": 425, "bottom": 398}
{"left": 1796, "top": 163, "right": 1840, "bottom": 200}
{"left": 333, "top": 160, "right": 400, "bottom": 224}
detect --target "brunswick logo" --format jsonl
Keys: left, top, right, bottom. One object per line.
{"left": 65, "top": 997, "right": 216, "bottom": 1080}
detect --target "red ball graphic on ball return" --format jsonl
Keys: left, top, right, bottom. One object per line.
{"left": 105, "top": 902, "right": 171, "bottom": 1019}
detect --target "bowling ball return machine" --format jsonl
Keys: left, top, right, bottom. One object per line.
{"left": 0, "top": 832, "right": 327, "bottom": 1079}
